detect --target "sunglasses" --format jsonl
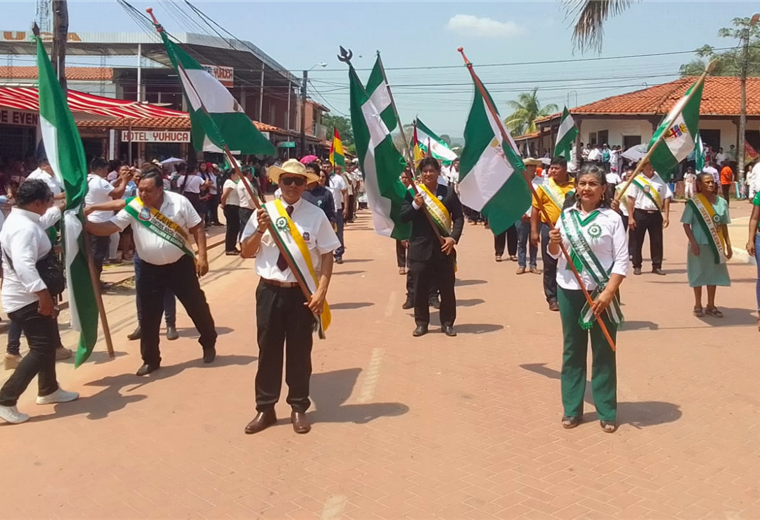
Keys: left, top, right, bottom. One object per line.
{"left": 281, "top": 176, "right": 306, "bottom": 186}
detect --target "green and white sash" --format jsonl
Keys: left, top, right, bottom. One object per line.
{"left": 632, "top": 174, "right": 662, "bottom": 211}
{"left": 124, "top": 197, "right": 195, "bottom": 259}
{"left": 541, "top": 179, "right": 568, "bottom": 214}
{"left": 418, "top": 183, "right": 452, "bottom": 236}
{"left": 561, "top": 210, "right": 624, "bottom": 330}
{"left": 264, "top": 199, "right": 331, "bottom": 336}
{"left": 687, "top": 193, "right": 727, "bottom": 265}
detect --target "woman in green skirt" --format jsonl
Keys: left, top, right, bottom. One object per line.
{"left": 681, "top": 173, "right": 732, "bottom": 317}
{"left": 548, "top": 165, "right": 628, "bottom": 433}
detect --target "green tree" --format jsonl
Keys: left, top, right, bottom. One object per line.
{"left": 504, "top": 88, "right": 558, "bottom": 136}
{"left": 680, "top": 18, "right": 760, "bottom": 77}
{"left": 322, "top": 114, "right": 354, "bottom": 146}
{"left": 563, "top": 0, "right": 638, "bottom": 53}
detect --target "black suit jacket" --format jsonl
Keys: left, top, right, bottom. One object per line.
{"left": 400, "top": 184, "right": 465, "bottom": 262}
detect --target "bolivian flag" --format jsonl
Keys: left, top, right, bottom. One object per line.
{"left": 412, "top": 122, "right": 425, "bottom": 168}
{"left": 329, "top": 128, "right": 345, "bottom": 168}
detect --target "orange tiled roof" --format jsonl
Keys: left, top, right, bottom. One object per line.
{"left": 0, "top": 66, "right": 113, "bottom": 81}
{"left": 76, "top": 115, "right": 284, "bottom": 134}
{"left": 537, "top": 76, "right": 760, "bottom": 124}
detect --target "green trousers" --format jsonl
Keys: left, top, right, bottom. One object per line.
{"left": 557, "top": 287, "right": 617, "bottom": 422}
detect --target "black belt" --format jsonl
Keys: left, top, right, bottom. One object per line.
{"left": 261, "top": 278, "right": 300, "bottom": 289}
{"left": 635, "top": 208, "right": 660, "bottom": 214}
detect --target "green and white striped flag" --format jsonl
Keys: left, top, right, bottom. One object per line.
{"left": 459, "top": 80, "right": 532, "bottom": 236}
{"left": 414, "top": 118, "right": 458, "bottom": 163}
{"left": 648, "top": 79, "right": 704, "bottom": 180}
{"left": 155, "top": 24, "right": 274, "bottom": 156}
{"left": 695, "top": 131, "right": 706, "bottom": 172}
{"left": 349, "top": 58, "right": 410, "bottom": 240}
{"left": 36, "top": 35, "right": 99, "bottom": 367}
{"left": 555, "top": 106, "right": 578, "bottom": 161}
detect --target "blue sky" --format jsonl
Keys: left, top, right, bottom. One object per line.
{"left": 3, "top": 1, "right": 758, "bottom": 136}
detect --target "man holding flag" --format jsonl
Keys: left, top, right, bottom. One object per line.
{"left": 626, "top": 162, "right": 672, "bottom": 276}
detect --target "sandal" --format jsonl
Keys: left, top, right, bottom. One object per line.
{"left": 495, "top": 255, "right": 502, "bottom": 262}
{"left": 705, "top": 306, "right": 723, "bottom": 318}
{"left": 561, "top": 416, "right": 581, "bottom": 429}
{"left": 399, "top": 267, "right": 406, "bottom": 275}
{"left": 693, "top": 306, "right": 703, "bottom": 317}
{"left": 600, "top": 421, "right": 617, "bottom": 433}
{"left": 510, "top": 255, "right": 518, "bottom": 262}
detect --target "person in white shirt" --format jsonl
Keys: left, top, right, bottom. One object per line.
{"left": 587, "top": 144, "right": 602, "bottom": 163}
{"left": 236, "top": 167, "right": 258, "bottom": 237}
{"left": 626, "top": 161, "right": 672, "bottom": 275}
{"left": 715, "top": 147, "right": 726, "bottom": 166}
{"left": 325, "top": 162, "right": 347, "bottom": 263}
{"left": 85, "top": 157, "right": 129, "bottom": 276}
{"left": 175, "top": 163, "right": 207, "bottom": 217}
{"left": 221, "top": 167, "right": 242, "bottom": 255}
{"left": 702, "top": 162, "right": 720, "bottom": 193}
{"left": 548, "top": 164, "right": 627, "bottom": 433}
{"left": 0, "top": 180, "right": 79, "bottom": 424}
{"left": 85, "top": 170, "right": 217, "bottom": 377}
{"left": 240, "top": 159, "right": 340, "bottom": 435}
{"left": 27, "top": 158, "right": 65, "bottom": 200}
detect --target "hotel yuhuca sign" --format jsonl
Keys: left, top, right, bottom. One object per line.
{"left": 121, "top": 130, "right": 190, "bottom": 143}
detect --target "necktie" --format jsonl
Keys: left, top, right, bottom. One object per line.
{"left": 276, "top": 205, "right": 294, "bottom": 272}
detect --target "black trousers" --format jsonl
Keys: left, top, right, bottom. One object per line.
{"left": 539, "top": 223, "right": 559, "bottom": 303}
{"left": 721, "top": 184, "right": 731, "bottom": 203}
{"left": 409, "top": 253, "right": 456, "bottom": 326}
{"left": 223, "top": 205, "right": 241, "bottom": 252}
{"left": 89, "top": 233, "right": 110, "bottom": 276}
{"left": 395, "top": 240, "right": 407, "bottom": 268}
{"left": 137, "top": 255, "right": 217, "bottom": 366}
{"left": 207, "top": 194, "right": 220, "bottom": 224}
{"left": 347, "top": 194, "right": 356, "bottom": 222}
{"left": 621, "top": 215, "right": 635, "bottom": 256}
{"left": 255, "top": 281, "right": 314, "bottom": 413}
{"left": 494, "top": 225, "right": 518, "bottom": 256}
{"left": 239, "top": 207, "right": 254, "bottom": 240}
{"left": 632, "top": 209, "right": 664, "bottom": 269}
{"left": 405, "top": 271, "right": 438, "bottom": 299}
{"left": 0, "top": 302, "right": 59, "bottom": 406}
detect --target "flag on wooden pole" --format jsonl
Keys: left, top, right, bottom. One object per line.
{"left": 329, "top": 128, "right": 345, "bottom": 167}
{"left": 555, "top": 106, "right": 578, "bottom": 161}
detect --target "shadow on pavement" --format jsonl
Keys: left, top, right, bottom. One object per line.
{"left": 520, "top": 363, "right": 682, "bottom": 428}
{"left": 340, "top": 259, "right": 373, "bottom": 263}
{"left": 176, "top": 326, "right": 235, "bottom": 338}
{"left": 458, "top": 298, "right": 485, "bottom": 308}
{"left": 30, "top": 355, "right": 256, "bottom": 423}
{"left": 329, "top": 302, "right": 374, "bottom": 310}
{"left": 455, "top": 323, "right": 503, "bottom": 334}
{"left": 332, "top": 270, "right": 366, "bottom": 276}
{"left": 310, "top": 368, "right": 409, "bottom": 424}
{"left": 620, "top": 321, "right": 659, "bottom": 331}
{"left": 695, "top": 306, "right": 757, "bottom": 327}
{"left": 456, "top": 279, "right": 487, "bottom": 287}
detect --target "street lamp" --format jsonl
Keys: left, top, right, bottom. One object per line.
{"left": 300, "top": 62, "right": 327, "bottom": 157}
{"left": 738, "top": 13, "right": 759, "bottom": 179}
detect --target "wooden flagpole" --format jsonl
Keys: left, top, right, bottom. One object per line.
{"left": 146, "top": 8, "right": 324, "bottom": 334}
{"left": 613, "top": 60, "right": 717, "bottom": 202}
{"left": 458, "top": 46, "right": 616, "bottom": 352}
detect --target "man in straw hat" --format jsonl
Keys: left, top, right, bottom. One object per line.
{"left": 516, "top": 158, "right": 543, "bottom": 275}
{"left": 241, "top": 159, "right": 341, "bottom": 435}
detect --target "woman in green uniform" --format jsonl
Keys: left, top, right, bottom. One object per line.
{"left": 548, "top": 164, "right": 628, "bottom": 433}
{"left": 682, "top": 173, "right": 732, "bottom": 317}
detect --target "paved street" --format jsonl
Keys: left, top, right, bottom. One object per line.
{"left": 2, "top": 201, "right": 760, "bottom": 520}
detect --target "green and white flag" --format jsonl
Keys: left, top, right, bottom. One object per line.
{"left": 155, "top": 24, "right": 274, "bottom": 156}
{"left": 555, "top": 106, "right": 578, "bottom": 161}
{"left": 459, "top": 80, "right": 532, "bottom": 236}
{"left": 349, "top": 58, "right": 410, "bottom": 240}
{"left": 414, "top": 118, "right": 458, "bottom": 164}
{"left": 36, "top": 35, "right": 99, "bottom": 368}
{"left": 695, "top": 131, "right": 706, "bottom": 172}
{"left": 648, "top": 79, "right": 704, "bottom": 180}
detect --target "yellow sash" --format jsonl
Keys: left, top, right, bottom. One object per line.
{"left": 691, "top": 193, "right": 727, "bottom": 264}
{"left": 418, "top": 183, "right": 452, "bottom": 234}
{"left": 633, "top": 175, "right": 663, "bottom": 211}
{"left": 272, "top": 199, "right": 331, "bottom": 331}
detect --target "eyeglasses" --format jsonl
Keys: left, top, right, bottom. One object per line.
{"left": 281, "top": 176, "right": 306, "bottom": 186}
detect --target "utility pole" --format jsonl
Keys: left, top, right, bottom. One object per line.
{"left": 300, "top": 70, "right": 307, "bottom": 157}
{"left": 51, "top": 0, "right": 68, "bottom": 92}
{"left": 738, "top": 13, "right": 759, "bottom": 179}
{"left": 258, "top": 62, "right": 265, "bottom": 122}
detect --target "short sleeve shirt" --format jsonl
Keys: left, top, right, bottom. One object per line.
{"left": 532, "top": 178, "right": 574, "bottom": 224}
{"left": 627, "top": 173, "right": 673, "bottom": 211}
{"left": 110, "top": 191, "right": 201, "bottom": 266}
{"left": 177, "top": 175, "right": 204, "bottom": 194}
{"left": 681, "top": 196, "right": 730, "bottom": 244}
{"left": 27, "top": 169, "right": 63, "bottom": 196}
{"left": 328, "top": 174, "right": 347, "bottom": 211}
{"left": 223, "top": 179, "right": 240, "bottom": 206}
{"left": 85, "top": 174, "right": 115, "bottom": 223}
{"left": 720, "top": 166, "right": 733, "bottom": 185}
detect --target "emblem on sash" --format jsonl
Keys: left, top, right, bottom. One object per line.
{"left": 588, "top": 224, "right": 602, "bottom": 239}
{"left": 303, "top": 232, "right": 311, "bottom": 241}
{"left": 437, "top": 195, "right": 443, "bottom": 200}
{"left": 712, "top": 214, "right": 721, "bottom": 224}
{"left": 275, "top": 217, "right": 289, "bottom": 231}
{"left": 139, "top": 207, "right": 151, "bottom": 221}
{"left": 643, "top": 185, "right": 651, "bottom": 193}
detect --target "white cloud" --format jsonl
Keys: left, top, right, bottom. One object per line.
{"left": 446, "top": 14, "right": 525, "bottom": 39}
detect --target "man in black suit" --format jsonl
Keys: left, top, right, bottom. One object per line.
{"left": 400, "top": 157, "right": 464, "bottom": 337}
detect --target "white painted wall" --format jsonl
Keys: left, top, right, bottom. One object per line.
{"left": 579, "top": 119, "right": 654, "bottom": 147}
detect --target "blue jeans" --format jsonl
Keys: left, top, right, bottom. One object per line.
{"left": 134, "top": 252, "right": 176, "bottom": 328}
{"left": 517, "top": 220, "right": 537, "bottom": 268}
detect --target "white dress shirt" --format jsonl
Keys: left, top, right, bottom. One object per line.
{"left": 177, "top": 174, "right": 204, "bottom": 194}
{"left": 243, "top": 198, "right": 341, "bottom": 283}
{"left": 549, "top": 206, "right": 629, "bottom": 291}
{"left": 222, "top": 179, "right": 240, "bottom": 206}
{"left": 27, "top": 169, "right": 63, "bottom": 196}
{"left": 0, "top": 208, "right": 53, "bottom": 313}
{"left": 85, "top": 174, "right": 115, "bottom": 223}
{"left": 328, "top": 174, "right": 347, "bottom": 212}
{"left": 110, "top": 191, "right": 201, "bottom": 266}
{"left": 206, "top": 173, "right": 218, "bottom": 195}
{"left": 237, "top": 179, "right": 256, "bottom": 209}
{"left": 627, "top": 173, "right": 672, "bottom": 211}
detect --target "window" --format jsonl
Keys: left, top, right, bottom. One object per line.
{"left": 623, "top": 135, "right": 642, "bottom": 149}
{"left": 598, "top": 130, "right": 609, "bottom": 146}
{"left": 589, "top": 132, "right": 598, "bottom": 145}
{"left": 700, "top": 129, "right": 721, "bottom": 151}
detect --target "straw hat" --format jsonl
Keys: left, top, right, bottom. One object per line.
{"left": 523, "top": 157, "right": 543, "bottom": 166}
{"left": 268, "top": 158, "right": 320, "bottom": 184}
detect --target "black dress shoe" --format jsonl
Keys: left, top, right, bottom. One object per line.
{"left": 429, "top": 298, "right": 440, "bottom": 310}
{"left": 136, "top": 363, "right": 159, "bottom": 376}
{"left": 401, "top": 297, "right": 414, "bottom": 310}
{"left": 442, "top": 324, "right": 457, "bottom": 337}
{"left": 127, "top": 327, "right": 142, "bottom": 341}
{"left": 548, "top": 300, "right": 560, "bottom": 312}
{"left": 291, "top": 411, "right": 311, "bottom": 434}
{"left": 652, "top": 268, "right": 666, "bottom": 276}
{"left": 633, "top": 267, "right": 642, "bottom": 275}
{"left": 412, "top": 325, "right": 428, "bottom": 337}
{"left": 244, "top": 410, "right": 276, "bottom": 434}
{"left": 203, "top": 347, "right": 216, "bottom": 364}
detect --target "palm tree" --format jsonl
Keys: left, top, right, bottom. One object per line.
{"left": 504, "top": 88, "right": 559, "bottom": 136}
{"left": 563, "top": 0, "right": 637, "bottom": 53}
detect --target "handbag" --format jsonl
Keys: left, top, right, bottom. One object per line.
{"left": 4, "top": 248, "right": 66, "bottom": 297}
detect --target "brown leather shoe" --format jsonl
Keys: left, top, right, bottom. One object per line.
{"left": 291, "top": 411, "right": 311, "bottom": 434}
{"left": 244, "top": 410, "right": 276, "bottom": 434}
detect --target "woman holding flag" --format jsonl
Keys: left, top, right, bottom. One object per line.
{"left": 548, "top": 164, "right": 628, "bottom": 433}
{"left": 682, "top": 173, "right": 732, "bottom": 317}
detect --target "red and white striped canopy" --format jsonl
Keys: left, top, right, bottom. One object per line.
{"left": 0, "top": 86, "right": 186, "bottom": 119}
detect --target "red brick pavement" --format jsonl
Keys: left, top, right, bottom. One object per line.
{"left": 2, "top": 203, "right": 760, "bottom": 520}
